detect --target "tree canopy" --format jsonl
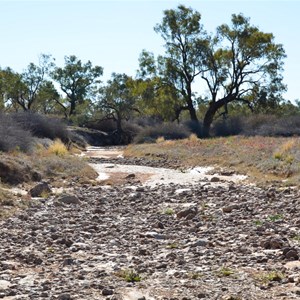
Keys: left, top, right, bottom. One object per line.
{"left": 52, "top": 55, "right": 103, "bottom": 117}
{"left": 0, "top": 5, "right": 290, "bottom": 138}
{"left": 140, "top": 6, "right": 286, "bottom": 136}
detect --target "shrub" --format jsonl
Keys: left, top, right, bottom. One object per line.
{"left": 86, "top": 119, "right": 117, "bottom": 132}
{"left": 241, "top": 114, "right": 300, "bottom": 137}
{"left": 0, "top": 113, "right": 34, "bottom": 153}
{"left": 212, "top": 116, "right": 244, "bottom": 137}
{"left": 11, "top": 112, "right": 70, "bottom": 143}
{"left": 134, "top": 122, "right": 191, "bottom": 144}
{"left": 47, "top": 139, "right": 68, "bottom": 156}
{"left": 184, "top": 120, "right": 203, "bottom": 137}
{"left": 121, "top": 121, "right": 142, "bottom": 144}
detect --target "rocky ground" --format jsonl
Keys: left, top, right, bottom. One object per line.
{"left": 1, "top": 148, "right": 300, "bottom": 299}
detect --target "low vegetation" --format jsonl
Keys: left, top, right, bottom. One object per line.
{"left": 0, "top": 112, "right": 98, "bottom": 219}
{"left": 125, "top": 135, "right": 300, "bottom": 186}
{"left": 114, "top": 269, "right": 142, "bottom": 283}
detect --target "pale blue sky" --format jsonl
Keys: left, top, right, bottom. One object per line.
{"left": 0, "top": 0, "right": 299, "bottom": 101}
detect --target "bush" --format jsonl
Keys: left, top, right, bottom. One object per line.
{"left": 212, "top": 116, "right": 244, "bottom": 137}
{"left": 47, "top": 139, "right": 68, "bottom": 156}
{"left": 11, "top": 112, "right": 70, "bottom": 143}
{"left": 86, "top": 119, "right": 117, "bottom": 132}
{"left": 0, "top": 113, "right": 34, "bottom": 153}
{"left": 242, "top": 115, "right": 300, "bottom": 137}
{"left": 184, "top": 120, "right": 203, "bottom": 137}
{"left": 134, "top": 122, "right": 190, "bottom": 144}
{"left": 121, "top": 121, "right": 142, "bottom": 144}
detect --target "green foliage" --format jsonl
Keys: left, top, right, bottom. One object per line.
{"left": 268, "top": 214, "right": 283, "bottom": 222}
{"left": 255, "top": 271, "right": 285, "bottom": 284}
{"left": 142, "top": 5, "right": 286, "bottom": 136}
{"left": 217, "top": 267, "right": 235, "bottom": 277}
{"left": 115, "top": 269, "right": 141, "bottom": 283}
{"left": 132, "top": 76, "right": 183, "bottom": 122}
{"left": 97, "top": 73, "right": 139, "bottom": 143}
{"left": 52, "top": 55, "right": 103, "bottom": 117}
{"left": 163, "top": 207, "right": 175, "bottom": 215}
{"left": 149, "top": 5, "right": 207, "bottom": 122}
{"left": 33, "top": 81, "right": 61, "bottom": 115}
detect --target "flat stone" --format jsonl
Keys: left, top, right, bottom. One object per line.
{"left": 0, "top": 280, "right": 11, "bottom": 291}
{"left": 56, "top": 194, "right": 80, "bottom": 205}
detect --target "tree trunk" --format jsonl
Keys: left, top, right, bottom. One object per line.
{"left": 69, "top": 99, "right": 76, "bottom": 116}
{"left": 188, "top": 102, "right": 198, "bottom": 121}
{"left": 203, "top": 103, "right": 216, "bottom": 137}
{"left": 203, "top": 95, "right": 236, "bottom": 137}
{"left": 186, "top": 84, "right": 198, "bottom": 122}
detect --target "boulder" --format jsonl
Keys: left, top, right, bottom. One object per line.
{"left": 29, "top": 182, "right": 51, "bottom": 197}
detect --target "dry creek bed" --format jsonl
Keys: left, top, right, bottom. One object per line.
{"left": 1, "top": 147, "right": 300, "bottom": 299}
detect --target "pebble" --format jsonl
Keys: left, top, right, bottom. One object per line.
{"left": 1, "top": 157, "right": 300, "bottom": 299}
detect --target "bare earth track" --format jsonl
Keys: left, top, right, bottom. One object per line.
{"left": 1, "top": 147, "right": 300, "bottom": 299}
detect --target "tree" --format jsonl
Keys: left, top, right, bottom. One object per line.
{"left": 18, "top": 54, "right": 55, "bottom": 111}
{"left": 153, "top": 5, "right": 207, "bottom": 121}
{"left": 0, "top": 67, "right": 25, "bottom": 111}
{"left": 98, "top": 73, "right": 138, "bottom": 142}
{"left": 200, "top": 14, "right": 286, "bottom": 136}
{"left": 33, "top": 80, "right": 61, "bottom": 115}
{"left": 52, "top": 55, "right": 103, "bottom": 117}
{"left": 0, "top": 54, "right": 54, "bottom": 112}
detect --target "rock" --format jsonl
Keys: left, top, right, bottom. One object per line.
{"left": 58, "top": 293, "right": 72, "bottom": 300}
{"left": 63, "top": 257, "right": 74, "bottom": 266}
{"left": 210, "top": 176, "right": 220, "bottom": 182}
{"left": 262, "top": 238, "right": 285, "bottom": 249}
{"left": 56, "top": 194, "right": 80, "bottom": 205}
{"left": 177, "top": 206, "right": 198, "bottom": 219}
{"left": 283, "top": 247, "right": 299, "bottom": 260}
{"left": 0, "top": 280, "right": 11, "bottom": 292}
{"left": 144, "top": 231, "right": 167, "bottom": 240}
{"left": 29, "top": 182, "right": 51, "bottom": 197}
{"left": 102, "top": 288, "right": 114, "bottom": 296}
{"left": 191, "top": 239, "right": 208, "bottom": 247}
{"left": 125, "top": 173, "right": 136, "bottom": 179}
{"left": 222, "top": 206, "right": 233, "bottom": 213}
{"left": 222, "top": 204, "right": 240, "bottom": 213}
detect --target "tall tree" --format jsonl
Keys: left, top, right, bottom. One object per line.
{"left": 52, "top": 55, "right": 103, "bottom": 117}
{"left": 153, "top": 5, "right": 207, "bottom": 121}
{"left": 201, "top": 14, "right": 286, "bottom": 136}
{"left": 18, "top": 54, "right": 54, "bottom": 111}
{"left": 0, "top": 54, "right": 54, "bottom": 111}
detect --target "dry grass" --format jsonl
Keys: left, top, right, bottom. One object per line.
{"left": 125, "top": 136, "right": 300, "bottom": 186}
{"left": 47, "top": 139, "right": 69, "bottom": 156}
{"left": 0, "top": 185, "right": 29, "bottom": 219}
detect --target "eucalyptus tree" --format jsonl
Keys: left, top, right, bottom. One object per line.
{"left": 144, "top": 5, "right": 286, "bottom": 136}
{"left": 52, "top": 55, "right": 103, "bottom": 117}
{"left": 98, "top": 73, "right": 138, "bottom": 142}
{"left": 0, "top": 54, "right": 54, "bottom": 111}
{"left": 200, "top": 14, "right": 286, "bottom": 136}
{"left": 151, "top": 5, "right": 207, "bottom": 121}
{"left": 0, "top": 67, "right": 25, "bottom": 111}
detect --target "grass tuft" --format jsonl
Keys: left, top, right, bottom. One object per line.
{"left": 47, "top": 139, "right": 69, "bottom": 156}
